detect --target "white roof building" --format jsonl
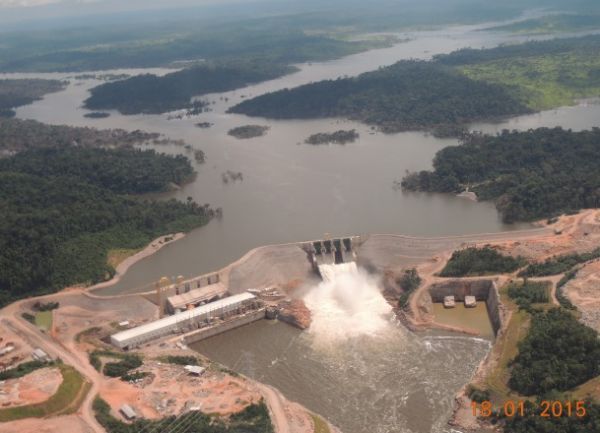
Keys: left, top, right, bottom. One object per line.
{"left": 110, "top": 293, "right": 256, "bottom": 349}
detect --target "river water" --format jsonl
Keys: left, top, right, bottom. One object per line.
{"left": 13, "top": 18, "right": 598, "bottom": 295}
{"left": 7, "top": 17, "right": 600, "bottom": 433}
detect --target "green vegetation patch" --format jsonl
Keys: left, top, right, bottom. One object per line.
{"left": 161, "top": 355, "right": 201, "bottom": 366}
{"left": 229, "top": 60, "right": 530, "bottom": 133}
{"left": 459, "top": 52, "right": 600, "bottom": 111}
{"left": 310, "top": 413, "right": 331, "bottom": 433}
{"left": 0, "top": 360, "right": 50, "bottom": 381}
{"left": 0, "top": 79, "right": 66, "bottom": 112}
{"left": 509, "top": 308, "right": 600, "bottom": 396}
{"left": 439, "top": 247, "right": 526, "bottom": 277}
{"left": 103, "top": 354, "right": 143, "bottom": 378}
{"left": 501, "top": 400, "right": 600, "bottom": 433}
{"left": 94, "top": 396, "right": 273, "bottom": 433}
{"left": 402, "top": 127, "right": 600, "bottom": 222}
{"left": 507, "top": 280, "right": 550, "bottom": 312}
{"left": 0, "top": 145, "right": 216, "bottom": 307}
{"left": 397, "top": 268, "right": 421, "bottom": 309}
{"left": 85, "top": 61, "right": 294, "bottom": 114}
{"left": 0, "top": 364, "right": 88, "bottom": 422}
{"left": 34, "top": 311, "right": 53, "bottom": 330}
{"left": 519, "top": 247, "right": 600, "bottom": 277}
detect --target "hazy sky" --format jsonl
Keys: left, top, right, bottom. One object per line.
{"left": 0, "top": 0, "right": 264, "bottom": 28}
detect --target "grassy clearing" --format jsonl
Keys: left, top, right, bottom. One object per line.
{"left": 34, "top": 310, "right": 53, "bottom": 330}
{"left": 0, "top": 364, "right": 89, "bottom": 422}
{"left": 481, "top": 283, "right": 533, "bottom": 403}
{"left": 310, "top": 414, "right": 331, "bottom": 433}
{"left": 107, "top": 248, "right": 140, "bottom": 269}
{"left": 460, "top": 52, "right": 600, "bottom": 110}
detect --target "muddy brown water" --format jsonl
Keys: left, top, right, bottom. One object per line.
{"left": 5, "top": 15, "right": 600, "bottom": 433}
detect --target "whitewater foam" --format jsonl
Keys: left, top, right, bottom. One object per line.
{"left": 303, "top": 262, "right": 393, "bottom": 344}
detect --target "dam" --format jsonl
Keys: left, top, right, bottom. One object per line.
{"left": 107, "top": 232, "right": 532, "bottom": 432}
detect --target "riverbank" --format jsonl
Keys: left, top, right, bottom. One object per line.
{"left": 87, "top": 233, "right": 185, "bottom": 295}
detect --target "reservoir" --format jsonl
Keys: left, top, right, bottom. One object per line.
{"left": 11, "top": 18, "right": 596, "bottom": 295}
{"left": 5, "top": 13, "right": 599, "bottom": 433}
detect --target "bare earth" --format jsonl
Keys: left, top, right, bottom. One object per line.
{"left": 0, "top": 367, "right": 62, "bottom": 408}
{"left": 1, "top": 210, "right": 599, "bottom": 433}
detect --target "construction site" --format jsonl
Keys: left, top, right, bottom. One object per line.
{"left": 1, "top": 211, "right": 600, "bottom": 433}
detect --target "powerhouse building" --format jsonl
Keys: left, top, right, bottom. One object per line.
{"left": 111, "top": 293, "right": 256, "bottom": 349}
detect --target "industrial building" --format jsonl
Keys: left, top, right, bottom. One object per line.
{"left": 166, "top": 282, "right": 226, "bottom": 314}
{"left": 111, "top": 293, "right": 258, "bottom": 350}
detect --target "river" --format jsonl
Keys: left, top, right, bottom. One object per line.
{"left": 7, "top": 13, "right": 600, "bottom": 433}
{"left": 12, "top": 18, "right": 598, "bottom": 294}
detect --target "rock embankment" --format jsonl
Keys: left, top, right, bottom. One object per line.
{"left": 278, "top": 300, "right": 312, "bottom": 330}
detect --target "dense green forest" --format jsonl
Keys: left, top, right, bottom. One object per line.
{"left": 401, "top": 128, "right": 600, "bottom": 222}
{"left": 229, "top": 61, "right": 529, "bottom": 132}
{"left": 85, "top": 61, "right": 293, "bottom": 114}
{"left": 0, "top": 79, "right": 66, "bottom": 117}
{"left": 0, "top": 146, "right": 216, "bottom": 307}
{"left": 508, "top": 308, "right": 600, "bottom": 395}
{"left": 94, "top": 397, "right": 273, "bottom": 433}
{"left": 0, "top": 118, "right": 161, "bottom": 153}
{"left": 439, "top": 247, "right": 526, "bottom": 277}
{"left": 507, "top": 281, "right": 550, "bottom": 311}
{"left": 231, "top": 34, "right": 600, "bottom": 127}
{"left": 0, "top": 147, "right": 194, "bottom": 194}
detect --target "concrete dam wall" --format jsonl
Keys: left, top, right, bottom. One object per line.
{"left": 428, "top": 279, "right": 503, "bottom": 336}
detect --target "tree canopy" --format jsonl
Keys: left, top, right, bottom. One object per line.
{"left": 509, "top": 308, "right": 600, "bottom": 396}
{"left": 401, "top": 127, "right": 600, "bottom": 222}
{"left": 0, "top": 146, "right": 216, "bottom": 307}
{"left": 229, "top": 60, "right": 530, "bottom": 133}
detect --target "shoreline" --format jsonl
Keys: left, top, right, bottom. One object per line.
{"left": 86, "top": 233, "right": 185, "bottom": 295}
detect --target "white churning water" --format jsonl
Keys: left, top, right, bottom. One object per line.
{"left": 304, "top": 262, "right": 393, "bottom": 344}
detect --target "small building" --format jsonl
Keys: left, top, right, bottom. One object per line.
{"left": 184, "top": 365, "right": 206, "bottom": 376}
{"left": 118, "top": 321, "right": 130, "bottom": 328}
{"left": 443, "top": 296, "right": 456, "bottom": 308}
{"left": 32, "top": 348, "right": 51, "bottom": 363}
{"left": 120, "top": 404, "right": 137, "bottom": 420}
{"left": 464, "top": 296, "right": 477, "bottom": 308}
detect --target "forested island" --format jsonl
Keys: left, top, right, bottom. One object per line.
{"left": 305, "top": 129, "right": 359, "bottom": 145}
{"left": 230, "top": 34, "right": 600, "bottom": 132}
{"left": 0, "top": 79, "right": 66, "bottom": 117}
{"left": 227, "top": 125, "right": 269, "bottom": 139}
{"left": 0, "top": 145, "right": 216, "bottom": 307}
{"left": 84, "top": 111, "right": 110, "bottom": 119}
{"left": 84, "top": 61, "right": 294, "bottom": 114}
{"left": 0, "top": 118, "right": 163, "bottom": 153}
{"left": 229, "top": 60, "right": 530, "bottom": 133}
{"left": 401, "top": 127, "right": 600, "bottom": 222}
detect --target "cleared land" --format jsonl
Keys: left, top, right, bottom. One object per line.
{"left": 460, "top": 52, "right": 600, "bottom": 110}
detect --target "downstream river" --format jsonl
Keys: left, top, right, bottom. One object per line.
{"left": 8, "top": 14, "right": 600, "bottom": 433}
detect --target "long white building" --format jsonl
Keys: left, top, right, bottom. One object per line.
{"left": 111, "top": 293, "right": 256, "bottom": 349}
